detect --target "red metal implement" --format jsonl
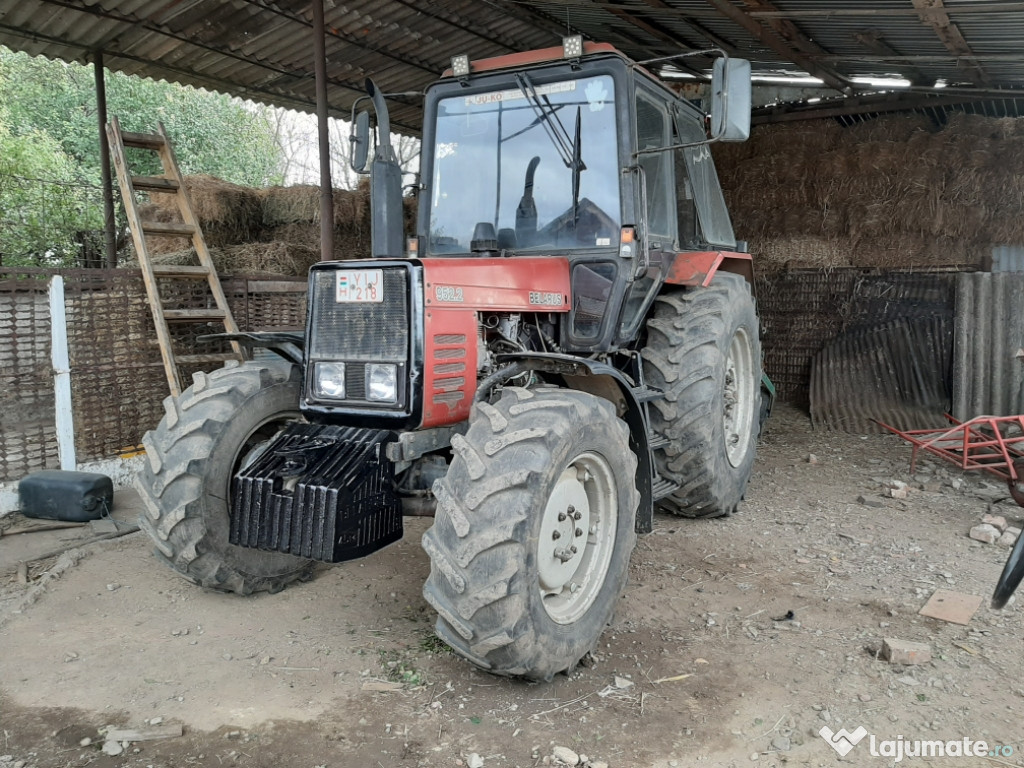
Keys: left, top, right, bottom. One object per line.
{"left": 877, "top": 414, "right": 1024, "bottom": 504}
{"left": 878, "top": 414, "right": 1024, "bottom": 610}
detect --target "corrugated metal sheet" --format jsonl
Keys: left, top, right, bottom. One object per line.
{"left": 810, "top": 316, "right": 952, "bottom": 433}
{"left": 992, "top": 245, "right": 1024, "bottom": 273}
{"left": 0, "top": 1, "right": 1022, "bottom": 131}
{"left": 952, "top": 273, "right": 1024, "bottom": 419}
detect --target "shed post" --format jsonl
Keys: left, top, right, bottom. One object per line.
{"left": 94, "top": 50, "right": 118, "bottom": 268}
{"left": 312, "top": 0, "right": 335, "bottom": 261}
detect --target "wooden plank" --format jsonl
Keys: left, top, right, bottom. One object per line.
{"left": 140, "top": 221, "right": 196, "bottom": 237}
{"left": 131, "top": 175, "right": 179, "bottom": 192}
{"left": 151, "top": 265, "right": 211, "bottom": 277}
{"left": 164, "top": 309, "right": 228, "bottom": 322}
{"left": 119, "top": 130, "right": 165, "bottom": 150}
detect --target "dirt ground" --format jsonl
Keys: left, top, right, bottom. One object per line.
{"left": 1, "top": 405, "right": 1022, "bottom": 768}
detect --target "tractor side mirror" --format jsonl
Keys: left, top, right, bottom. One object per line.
{"left": 350, "top": 110, "right": 371, "bottom": 173}
{"left": 710, "top": 58, "right": 751, "bottom": 142}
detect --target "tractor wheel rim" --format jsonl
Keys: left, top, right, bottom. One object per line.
{"left": 537, "top": 451, "right": 618, "bottom": 625}
{"left": 724, "top": 327, "right": 755, "bottom": 468}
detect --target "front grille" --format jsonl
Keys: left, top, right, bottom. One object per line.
{"left": 309, "top": 268, "right": 408, "bottom": 362}
{"left": 345, "top": 363, "right": 366, "bottom": 400}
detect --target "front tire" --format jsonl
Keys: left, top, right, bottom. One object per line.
{"left": 422, "top": 387, "right": 639, "bottom": 680}
{"left": 135, "top": 362, "right": 314, "bottom": 595}
{"left": 642, "top": 273, "right": 762, "bottom": 518}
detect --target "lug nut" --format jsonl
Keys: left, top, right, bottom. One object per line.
{"left": 552, "top": 530, "right": 561, "bottom": 540}
{"left": 573, "top": 510, "right": 582, "bottom": 521}
{"left": 567, "top": 505, "right": 575, "bottom": 514}
{"left": 570, "top": 545, "right": 578, "bottom": 554}
{"left": 575, "top": 527, "right": 583, "bottom": 537}
{"left": 557, "top": 512, "right": 567, "bottom": 522}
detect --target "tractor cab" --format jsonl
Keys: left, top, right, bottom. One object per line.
{"left": 412, "top": 41, "right": 749, "bottom": 353}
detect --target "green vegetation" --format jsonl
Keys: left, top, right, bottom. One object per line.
{"left": 0, "top": 46, "right": 285, "bottom": 266}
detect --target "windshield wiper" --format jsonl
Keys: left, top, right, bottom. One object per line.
{"left": 513, "top": 72, "right": 587, "bottom": 226}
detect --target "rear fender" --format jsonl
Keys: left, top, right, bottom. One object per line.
{"left": 665, "top": 250, "right": 753, "bottom": 288}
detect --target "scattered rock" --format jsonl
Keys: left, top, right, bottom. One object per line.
{"left": 591, "top": 763, "right": 609, "bottom": 768}
{"left": 106, "top": 583, "right": 120, "bottom": 591}
{"left": 101, "top": 741, "right": 123, "bottom": 756}
{"left": 858, "top": 693, "right": 872, "bottom": 702}
{"left": 999, "top": 527, "right": 1021, "bottom": 547}
{"left": 552, "top": 746, "right": 580, "bottom": 766}
{"left": 897, "top": 675, "right": 920, "bottom": 686}
{"left": 982, "top": 514, "right": 1008, "bottom": 532}
{"left": 807, "top": 454, "right": 818, "bottom": 464}
{"left": 466, "top": 753, "right": 484, "bottom": 768}
{"left": 889, "top": 486, "right": 909, "bottom": 500}
{"left": 857, "top": 495, "right": 885, "bottom": 508}
{"left": 882, "top": 638, "right": 932, "bottom": 666}
{"left": 613, "top": 676, "right": 634, "bottom": 689}
{"left": 750, "top": 752, "right": 760, "bottom": 761}
{"left": 968, "top": 524, "right": 1000, "bottom": 544}
{"left": 771, "top": 735, "right": 792, "bottom": 751}
{"left": 222, "top": 653, "right": 233, "bottom": 661}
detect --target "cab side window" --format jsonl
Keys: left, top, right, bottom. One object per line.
{"left": 635, "top": 92, "right": 673, "bottom": 244}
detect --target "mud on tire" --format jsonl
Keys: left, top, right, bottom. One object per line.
{"left": 642, "top": 273, "right": 762, "bottom": 518}
{"left": 135, "top": 362, "right": 314, "bottom": 595}
{"left": 422, "top": 387, "right": 639, "bottom": 681}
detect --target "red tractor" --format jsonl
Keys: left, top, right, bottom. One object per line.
{"left": 136, "top": 39, "right": 768, "bottom": 681}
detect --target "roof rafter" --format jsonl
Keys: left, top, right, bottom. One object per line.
{"left": 853, "top": 28, "right": 932, "bottom": 86}
{"left": 911, "top": 0, "right": 991, "bottom": 86}
{"left": 638, "top": 0, "right": 740, "bottom": 54}
{"left": 704, "top": 0, "right": 852, "bottom": 92}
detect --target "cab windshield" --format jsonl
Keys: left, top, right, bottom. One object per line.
{"left": 428, "top": 74, "right": 620, "bottom": 254}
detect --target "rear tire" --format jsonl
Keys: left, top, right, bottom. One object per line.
{"left": 642, "top": 273, "right": 761, "bottom": 518}
{"left": 422, "top": 387, "right": 639, "bottom": 680}
{"left": 135, "top": 362, "right": 314, "bottom": 595}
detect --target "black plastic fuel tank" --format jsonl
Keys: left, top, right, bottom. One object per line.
{"left": 18, "top": 470, "right": 113, "bottom": 522}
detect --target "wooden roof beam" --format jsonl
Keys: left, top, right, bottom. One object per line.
{"left": 911, "top": 0, "right": 991, "bottom": 86}
{"left": 704, "top": 0, "right": 853, "bottom": 93}
{"left": 596, "top": 2, "right": 712, "bottom": 78}
{"left": 638, "top": 0, "right": 741, "bottom": 55}
{"left": 854, "top": 28, "right": 933, "bottom": 86}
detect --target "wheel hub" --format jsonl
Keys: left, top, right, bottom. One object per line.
{"left": 537, "top": 452, "right": 617, "bottom": 625}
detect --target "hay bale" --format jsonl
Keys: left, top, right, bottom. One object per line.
{"left": 143, "top": 174, "right": 263, "bottom": 250}
{"left": 718, "top": 113, "right": 1024, "bottom": 273}
{"left": 261, "top": 185, "right": 321, "bottom": 226}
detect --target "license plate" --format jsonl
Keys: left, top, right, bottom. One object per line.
{"left": 336, "top": 269, "right": 383, "bottom": 303}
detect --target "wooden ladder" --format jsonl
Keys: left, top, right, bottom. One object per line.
{"left": 106, "top": 117, "right": 246, "bottom": 397}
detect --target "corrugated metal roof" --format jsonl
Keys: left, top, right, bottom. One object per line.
{"left": 0, "top": 0, "right": 1022, "bottom": 131}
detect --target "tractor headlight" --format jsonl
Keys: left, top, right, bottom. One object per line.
{"left": 367, "top": 363, "right": 398, "bottom": 403}
{"left": 314, "top": 361, "right": 346, "bottom": 399}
